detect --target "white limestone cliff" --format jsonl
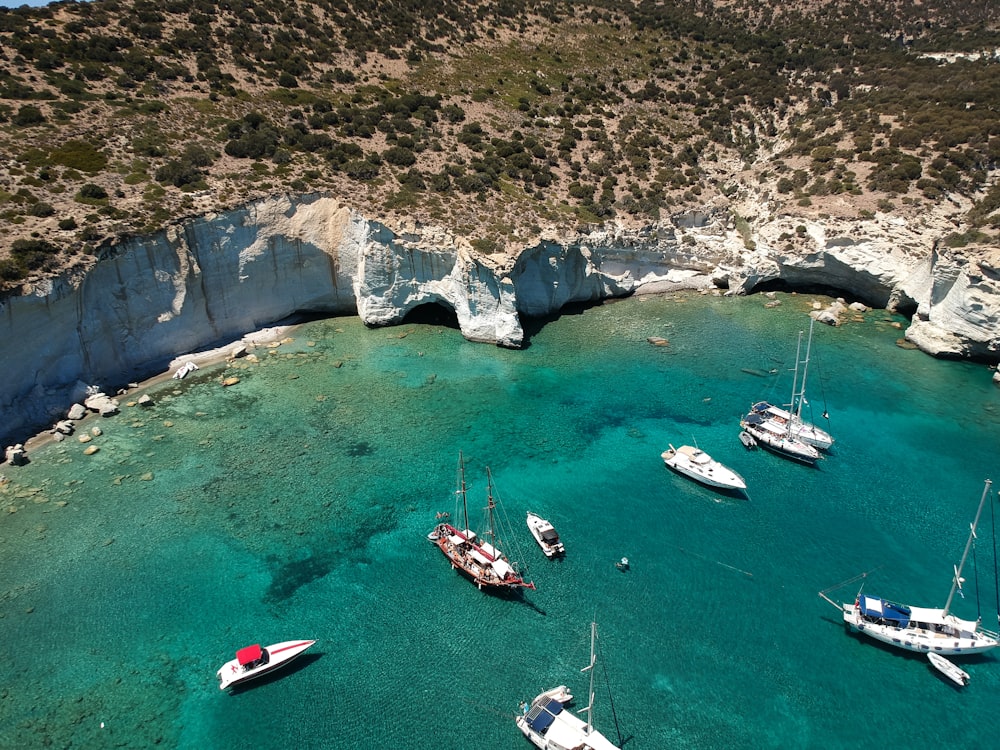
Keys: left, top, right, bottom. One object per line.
{"left": 2, "top": 191, "right": 998, "bottom": 446}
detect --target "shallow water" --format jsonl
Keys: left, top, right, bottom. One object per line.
{"left": 2, "top": 292, "right": 999, "bottom": 749}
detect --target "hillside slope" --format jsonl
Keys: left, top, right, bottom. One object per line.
{"left": 0, "top": 0, "right": 999, "bottom": 289}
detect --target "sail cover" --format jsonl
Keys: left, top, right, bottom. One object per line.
{"left": 859, "top": 596, "right": 911, "bottom": 627}
{"left": 491, "top": 557, "right": 515, "bottom": 579}
{"left": 470, "top": 548, "right": 493, "bottom": 567}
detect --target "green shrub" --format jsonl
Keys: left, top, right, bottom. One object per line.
{"left": 0, "top": 258, "right": 25, "bottom": 282}
{"left": 77, "top": 183, "right": 108, "bottom": 201}
{"left": 11, "top": 238, "right": 60, "bottom": 271}
{"left": 383, "top": 145, "right": 416, "bottom": 167}
{"left": 13, "top": 105, "right": 46, "bottom": 127}
{"left": 343, "top": 159, "right": 379, "bottom": 180}
{"left": 29, "top": 202, "right": 55, "bottom": 217}
{"left": 50, "top": 140, "right": 108, "bottom": 173}
{"left": 155, "top": 160, "right": 204, "bottom": 187}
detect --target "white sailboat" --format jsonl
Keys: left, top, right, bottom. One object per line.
{"left": 740, "top": 411, "right": 820, "bottom": 465}
{"left": 820, "top": 479, "right": 1000, "bottom": 656}
{"left": 749, "top": 316, "right": 834, "bottom": 451}
{"left": 516, "top": 622, "right": 622, "bottom": 750}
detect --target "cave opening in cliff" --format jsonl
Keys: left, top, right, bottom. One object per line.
{"left": 400, "top": 302, "right": 460, "bottom": 329}
{"left": 750, "top": 280, "right": 902, "bottom": 314}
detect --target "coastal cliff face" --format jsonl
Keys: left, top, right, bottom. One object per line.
{"left": 1, "top": 193, "right": 998, "bottom": 445}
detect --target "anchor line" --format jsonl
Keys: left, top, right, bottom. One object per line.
{"left": 596, "top": 630, "right": 625, "bottom": 747}
{"left": 672, "top": 544, "right": 753, "bottom": 578}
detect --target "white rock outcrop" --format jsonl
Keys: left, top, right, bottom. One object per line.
{"left": 1, "top": 191, "right": 998, "bottom": 445}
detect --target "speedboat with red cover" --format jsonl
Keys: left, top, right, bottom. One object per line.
{"left": 217, "top": 639, "right": 316, "bottom": 691}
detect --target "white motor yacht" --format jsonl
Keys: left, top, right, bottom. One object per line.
{"left": 526, "top": 512, "right": 565, "bottom": 557}
{"left": 661, "top": 444, "right": 747, "bottom": 491}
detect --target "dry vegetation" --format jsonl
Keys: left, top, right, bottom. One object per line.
{"left": 1, "top": 0, "right": 999, "bottom": 289}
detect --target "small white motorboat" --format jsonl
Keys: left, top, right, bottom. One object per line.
{"left": 661, "top": 444, "right": 747, "bottom": 491}
{"left": 928, "top": 652, "right": 970, "bottom": 687}
{"left": 526, "top": 511, "right": 565, "bottom": 557}
{"left": 217, "top": 639, "right": 316, "bottom": 691}
{"left": 522, "top": 684, "right": 573, "bottom": 709}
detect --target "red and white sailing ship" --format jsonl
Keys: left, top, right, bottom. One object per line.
{"left": 429, "top": 452, "right": 535, "bottom": 592}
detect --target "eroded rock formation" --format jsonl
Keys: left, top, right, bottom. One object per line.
{"left": 2, "top": 192, "right": 998, "bottom": 446}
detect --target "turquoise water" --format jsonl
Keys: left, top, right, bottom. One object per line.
{"left": 2, "top": 291, "right": 1000, "bottom": 749}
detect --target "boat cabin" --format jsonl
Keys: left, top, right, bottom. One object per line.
{"left": 859, "top": 596, "right": 980, "bottom": 638}
{"left": 540, "top": 527, "right": 561, "bottom": 545}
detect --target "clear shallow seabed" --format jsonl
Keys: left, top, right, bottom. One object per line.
{"left": 2, "top": 292, "right": 1000, "bottom": 750}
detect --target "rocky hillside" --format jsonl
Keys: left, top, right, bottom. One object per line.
{"left": 0, "top": 0, "right": 999, "bottom": 290}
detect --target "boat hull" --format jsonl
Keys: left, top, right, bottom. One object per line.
{"left": 433, "top": 523, "right": 535, "bottom": 592}
{"left": 741, "top": 422, "right": 818, "bottom": 465}
{"left": 516, "top": 695, "right": 620, "bottom": 750}
{"left": 928, "top": 652, "right": 970, "bottom": 686}
{"left": 661, "top": 446, "right": 746, "bottom": 491}
{"left": 750, "top": 402, "right": 833, "bottom": 450}
{"left": 842, "top": 604, "right": 999, "bottom": 655}
{"left": 790, "top": 420, "right": 834, "bottom": 450}
{"left": 526, "top": 512, "right": 565, "bottom": 557}
{"left": 217, "top": 639, "right": 315, "bottom": 691}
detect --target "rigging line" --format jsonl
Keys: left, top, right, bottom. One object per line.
{"left": 818, "top": 566, "right": 883, "bottom": 596}
{"left": 809, "top": 333, "right": 832, "bottom": 424}
{"left": 992, "top": 486, "right": 1000, "bottom": 624}
{"left": 973, "top": 535, "right": 982, "bottom": 621}
{"left": 596, "top": 629, "right": 625, "bottom": 747}
{"left": 488, "top": 471, "right": 531, "bottom": 576}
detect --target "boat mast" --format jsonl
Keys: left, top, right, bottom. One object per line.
{"left": 484, "top": 467, "right": 497, "bottom": 549}
{"left": 458, "top": 451, "right": 470, "bottom": 534}
{"left": 795, "top": 318, "right": 815, "bottom": 420}
{"left": 944, "top": 479, "right": 993, "bottom": 616}
{"left": 580, "top": 621, "right": 597, "bottom": 736}
{"left": 786, "top": 329, "right": 804, "bottom": 435}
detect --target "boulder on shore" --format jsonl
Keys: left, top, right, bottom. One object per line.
{"left": 84, "top": 393, "right": 120, "bottom": 416}
{"left": 5, "top": 444, "right": 28, "bottom": 466}
{"left": 53, "top": 420, "right": 75, "bottom": 435}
